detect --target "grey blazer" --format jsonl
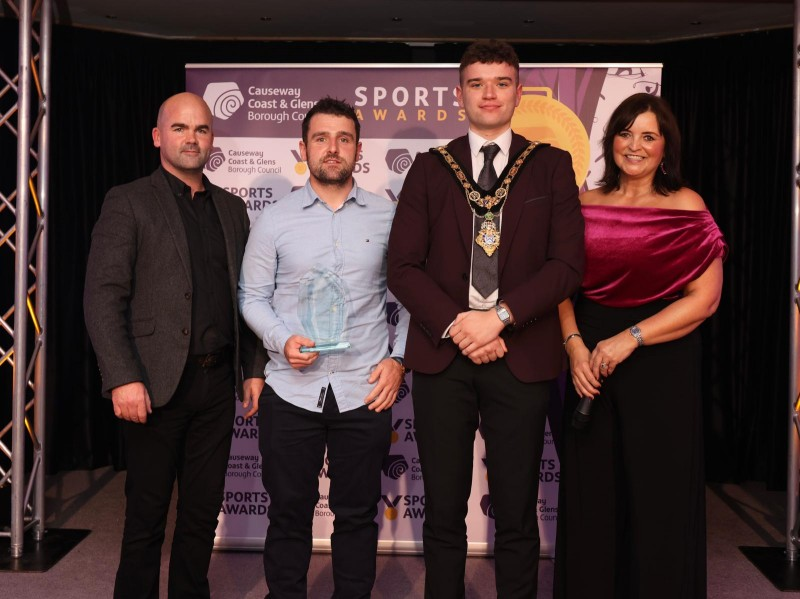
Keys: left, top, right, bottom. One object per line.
{"left": 84, "top": 169, "right": 267, "bottom": 407}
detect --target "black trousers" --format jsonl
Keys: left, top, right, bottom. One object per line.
{"left": 554, "top": 299, "right": 706, "bottom": 599}
{"left": 259, "top": 384, "right": 391, "bottom": 599}
{"left": 412, "top": 354, "right": 550, "bottom": 599}
{"left": 114, "top": 358, "right": 235, "bottom": 599}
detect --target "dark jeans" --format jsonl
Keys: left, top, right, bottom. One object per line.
{"left": 412, "top": 355, "right": 550, "bottom": 599}
{"left": 114, "top": 359, "right": 235, "bottom": 599}
{"left": 259, "top": 384, "right": 391, "bottom": 599}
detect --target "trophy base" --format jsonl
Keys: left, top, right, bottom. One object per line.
{"left": 299, "top": 342, "right": 351, "bottom": 354}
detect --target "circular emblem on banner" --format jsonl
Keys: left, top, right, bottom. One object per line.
{"left": 511, "top": 87, "right": 590, "bottom": 188}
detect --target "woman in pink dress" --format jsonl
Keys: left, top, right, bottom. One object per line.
{"left": 554, "top": 93, "right": 727, "bottom": 599}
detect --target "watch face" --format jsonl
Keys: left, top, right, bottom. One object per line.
{"left": 496, "top": 306, "right": 510, "bottom": 323}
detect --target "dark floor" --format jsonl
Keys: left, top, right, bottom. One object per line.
{"left": 0, "top": 468, "right": 796, "bottom": 597}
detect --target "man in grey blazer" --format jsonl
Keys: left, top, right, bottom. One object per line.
{"left": 84, "top": 92, "right": 267, "bottom": 599}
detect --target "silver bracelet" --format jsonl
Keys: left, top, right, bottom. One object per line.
{"left": 563, "top": 332, "right": 582, "bottom": 346}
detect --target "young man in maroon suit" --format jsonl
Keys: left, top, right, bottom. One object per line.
{"left": 388, "top": 40, "right": 584, "bottom": 598}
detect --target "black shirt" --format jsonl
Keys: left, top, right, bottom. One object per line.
{"left": 162, "top": 167, "right": 234, "bottom": 354}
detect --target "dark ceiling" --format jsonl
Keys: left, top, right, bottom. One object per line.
{"left": 0, "top": 0, "right": 794, "bottom": 44}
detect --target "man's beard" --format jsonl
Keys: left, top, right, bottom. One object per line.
{"left": 310, "top": 155, "right": 353, "bottom": 185}
{"left": 175, "top": 145, "right": 209, "bottom": 171}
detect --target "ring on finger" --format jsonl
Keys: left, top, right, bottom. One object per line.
{"left": 600, "top": 362, "right": 608, "bottom": 369}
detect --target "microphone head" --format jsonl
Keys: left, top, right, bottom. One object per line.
{"left": 571, "top": 396, "right": 594, "bottom": 431}
{"left": 571, "top": 409, "right": 591, "bottom": 430}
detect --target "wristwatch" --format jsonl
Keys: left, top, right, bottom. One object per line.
{"left": 629, "top": 325, "right": 644, "bottom": 347}
{"left": 494, "top": 304, "right": 512, "bottom": 327}
{"left": 391, "top": 356, "right": 406, "bottom": 372}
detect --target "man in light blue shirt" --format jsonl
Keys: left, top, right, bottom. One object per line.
{"left": 239, "top": 97, "right": 408, "bottom": 598}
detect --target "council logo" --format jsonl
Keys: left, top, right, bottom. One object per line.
{"left": 395, "top": 380, "right": 410, "bottom": 405}
{"left": 385, "top": 302, "right": 403, "bottom": 326}
{"left": 382, "top": 454, "right": 409, "bottom": 480}
{"left": 205, "top": 146, "right": 226, "bottom": 172}
{"left": 385, "top": 149, "right": 414, "bottom": 174}
{"left": 203, "top": 82, "right": 244, "bottom": 121}
{"left": 480, "top": 494, "right": 495, "bottom": 519}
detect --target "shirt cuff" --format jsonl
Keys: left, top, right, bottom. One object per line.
{"left": 267, "top": 326, "right": 293, "bottom": 356}
{"left": 442, "top": 318, "right": 457, "bottom": 339}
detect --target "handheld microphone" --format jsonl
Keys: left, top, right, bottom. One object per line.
{"left": 571, "top": 396, "right": 594, "bottom": 430}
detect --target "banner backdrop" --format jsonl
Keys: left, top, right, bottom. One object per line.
{"left": 186, "top": 63, "right": 662, "bottom": 556}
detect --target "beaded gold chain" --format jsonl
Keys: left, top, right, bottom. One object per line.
{"left": 434, "top": 141, "right": 542, "bottom": 256}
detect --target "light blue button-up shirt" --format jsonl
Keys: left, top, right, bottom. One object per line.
{"left": 239, "top": 180, "right": 409, "bottom": 413}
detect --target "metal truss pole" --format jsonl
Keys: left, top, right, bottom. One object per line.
{"left": 33, "top": 0, "right": 52, "bottom": 544}
{"left": 10, "top": 0, "right": 33, "bottom": 559}
{"left": 790, "top": 0, "right": 800, "bottom": 563}
{"left": 0, "top": 0, "right": 50, "bottom": 557}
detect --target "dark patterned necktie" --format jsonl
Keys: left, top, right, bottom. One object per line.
{"left": 478, "top": 143, "right": 500, "bottom": 190}
{"left": 472, "top": 143, "right": 500, "bottom": 298}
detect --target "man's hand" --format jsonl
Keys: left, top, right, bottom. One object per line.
{"left": 284, "top": 335, "right": 319, "bottom": 370}
{"left": 111, "top": 382, "right": 152, "bottom": 424}
{"left": 449, "top": 310, "right": 505, "bottom": 356}
{"left": 242, "top": 377, "right": 266, "bottom": 418}
{"left": 364, "top": 358, "right": 405, "bottom": 412}
{"left": 465, "top": 337, "right": 508, "bottom": 364}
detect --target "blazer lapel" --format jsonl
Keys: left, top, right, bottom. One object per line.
{"left": 446, "top": 137, "right": 477, "bottom": 256}
{"left": 210, "top": 189, "right": 240, "bottom": 307}
{"left": 150, "top": 171, "right": 192, "bottom": 282}
{"left": 498, "top": 133, "right": 529, "bottom": 273}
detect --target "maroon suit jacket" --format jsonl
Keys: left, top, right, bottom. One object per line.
{"left": 387, "top": 133, "right": 585, "bottom": 383}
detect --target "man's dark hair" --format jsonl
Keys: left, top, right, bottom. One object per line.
{"left": 459, "top": 39, "right": 520, "bottom": 83}
{"left": 598, "top": 92, "right": 684, "bottom": 196}
{"left": 302, "top": 97, "right": 360, "bottom": 143}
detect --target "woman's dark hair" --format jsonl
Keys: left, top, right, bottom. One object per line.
{"left": 598, "top": 92, "right": 684, "bottom": 195}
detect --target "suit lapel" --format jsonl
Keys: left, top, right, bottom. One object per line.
{"left": 211, "top": 189, "right": 244, "bottom": 353}
{"left": 445, "top": 137, "right": 477, "bottom": 256}
{"left": 210, "top": 188, "right": 240, "bottom": 307}
{"left": 150, "top": 171, "right": 192, "bottom": 282}
{"left": 498, "top": 133, "right": 529, "bottom": 273}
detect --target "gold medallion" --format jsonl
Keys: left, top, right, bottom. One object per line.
{"left": 476, "top": 218, "right": 500, "bottom": 257}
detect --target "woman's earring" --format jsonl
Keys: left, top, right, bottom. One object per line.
{"left": 660, "top": 162, "right": 667, "bottom": 175}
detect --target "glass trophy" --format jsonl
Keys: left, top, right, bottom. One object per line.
{"left": 297, "top": 265, "right": 351, "bottom": 354}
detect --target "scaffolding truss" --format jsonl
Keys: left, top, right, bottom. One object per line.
{"left": 0, "top": 0, "right": 51, "bottom": 557}
{"left": 790, "top": 0, "right": 800, "bottom": 564}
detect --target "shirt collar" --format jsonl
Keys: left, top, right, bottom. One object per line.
{"left": 300, "top": 178, "right": 366, "bottom": 209}
{"left": 160, "top": 165, "right": 211, "bottom": 198}
{"left": 467, "top": 128, "right": 513, "bottom": 159}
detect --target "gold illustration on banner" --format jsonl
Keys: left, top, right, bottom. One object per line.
{"left": 511, "top": 87, "right": 590, "bottom": 188}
